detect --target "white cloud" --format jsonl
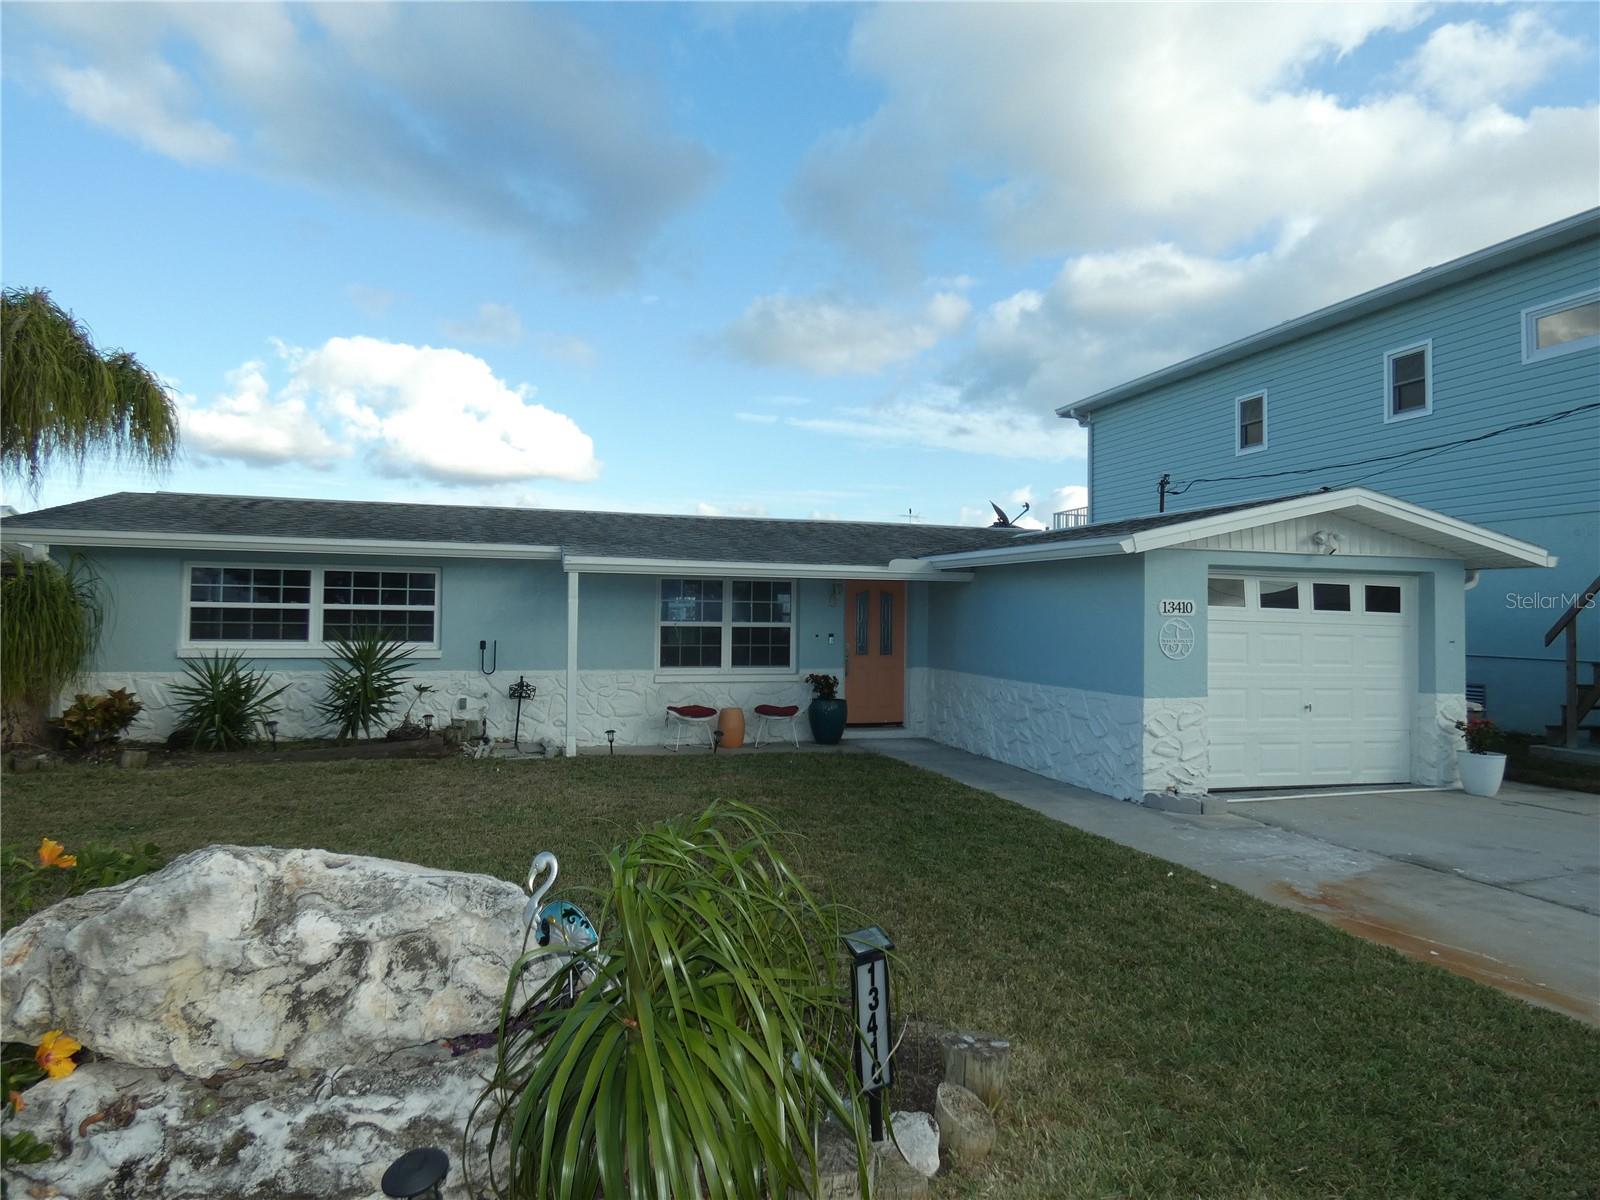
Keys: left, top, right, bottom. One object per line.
{"left": 1410, "top": 11, "right": 1585, "bottom": 112}
{"left": 786, "top": 386, "right": 1085, "bottom": 460}
{"left": 793, "top": 6, "right": 1597, "bottom": 278}
{"left": 181, "top": 337, "right": 599, "bottom": 485}
{"left": 16, "top": 3, "right": 714, "bottom": 283}
{"left": 180, "top": 362, "right": 346, "bottom": 468}
{"left": 694, "top": 501, "right": 769, "bottom": 518}
{"left": 442, "top": 303, "right": 525, "bottom": 346}
{"left": 723, "top": 291, "right": 971, "bottom": 374}
{"left": 1051, "top": 485, "right": 1089, "bottom": 515}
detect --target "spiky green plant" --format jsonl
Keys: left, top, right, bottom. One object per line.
{"left": 1, "top": 288, "right": 178, "bottom": 492}
{"left": 476, "top": 802, "right": 872, "bottom": 1200}
{"left": 170, "top": 652, "right": 287, "bottom": 750}
{"left": 0, "top": 551, "right": 104, "bottom": 728}
{"left": 317, "top": 631, "right": 413, "bottom": 741}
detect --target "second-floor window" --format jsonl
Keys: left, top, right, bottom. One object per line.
{"left": 1523, "top": 290, "right": 1600, "bottom": 362}
{"left": 1236, "top": 392, "right": 1266, "bottom": 454}
{"left": 1384, "top": 341, "right": 1431, "bottom": 421}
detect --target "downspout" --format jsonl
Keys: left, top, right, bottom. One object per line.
{"left": 1464, "top": 569, "right": 1481, "bottom": 591}
{"left": 565, "top": 570, "right": 579, "bottom": 757}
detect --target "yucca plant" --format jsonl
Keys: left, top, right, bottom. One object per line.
{"left": 476, "top": 802, "right": 872, "bottom": 1200}
{"left": 0, "top": 551, "right": 104, "bottom": 739}
{"left": 1, "top": 287, "right": 177, "bottom": 493}
{"left": 170, "top": 652, "right": 287, "bottom": 750}
{"left": 317, "top": 630, "right": 413, "bottom": 741}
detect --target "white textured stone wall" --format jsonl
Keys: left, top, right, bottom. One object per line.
{"left": 1142, "top": 697, "right": 1209, "bottom": 799}
{"left": 922, "top": 668, "right": 1145, "bottom": 800}
{"left": 71, "top": 669, "right": 831, "bottom": 749}
{"left": 1413, "top": 692, "right": 1467, "bottom": 787}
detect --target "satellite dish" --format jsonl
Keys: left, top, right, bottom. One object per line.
{"left": 989, "top": 502, "right": 1011, "bottom": 527}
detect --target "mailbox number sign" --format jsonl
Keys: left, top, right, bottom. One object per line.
{"left": 853, "top": 955, "right": 893, "bottom": 1090}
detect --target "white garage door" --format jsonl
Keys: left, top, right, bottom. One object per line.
{"left": 1208, "top": 574, "right": 1415, "bottom": 790}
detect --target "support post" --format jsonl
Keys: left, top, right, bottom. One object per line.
{"left": 566, "top": 570, "right": 579, "bottom": 758}
{"left": 1565, "top": 625, "right": 1579, "bottom": 748}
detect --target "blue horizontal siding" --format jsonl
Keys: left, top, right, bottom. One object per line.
{"left": 1089, "top": 237, "right": 1600, "bottom": 528}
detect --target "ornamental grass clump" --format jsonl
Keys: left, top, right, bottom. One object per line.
{"left": 0, "top": 550, "right": 103, "bottom": 731}
{"left": 477, "top": 802, "right": 872, "bottom": 1200}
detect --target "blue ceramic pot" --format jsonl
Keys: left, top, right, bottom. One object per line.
{"left": 807, "top": 697, "right": 847, "bottom": 745}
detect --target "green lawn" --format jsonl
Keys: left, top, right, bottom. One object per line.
{"left": 4, "top": 753, "right": 1597, "bottom": 1199}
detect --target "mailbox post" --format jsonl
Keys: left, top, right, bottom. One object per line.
{"left": 843, "top": 924, "right": 894, "bottom": 1141}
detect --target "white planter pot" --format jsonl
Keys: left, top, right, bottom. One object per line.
{"left": 1456, "top": 751, "right": 1506, "bottom": 797}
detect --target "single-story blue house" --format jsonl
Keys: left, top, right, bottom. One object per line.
{"left": 2, "top": 486, "right": 1552, "bottom": 807}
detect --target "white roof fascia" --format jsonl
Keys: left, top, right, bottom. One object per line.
{"left": 561, "top": 554, "right": 974, "bottom": 581}
{"left": 918, "top": 536, "right": 1133, "bottom": 568}
{"left": 0, "top": 528, "right": 564, "bottom": 561}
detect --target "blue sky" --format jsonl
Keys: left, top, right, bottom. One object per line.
{"left": 3, "top": 2, "right": 1597, "bottom": 528}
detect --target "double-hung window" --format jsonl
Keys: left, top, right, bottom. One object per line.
{"left": 1383, "top": 341, "right": 1431, "bottom": 421}
{"left": 183, "top": 564, "right": 440, "bottom": 651}
{"left": 659, "top": 578, "right": 794, "bottom": 671}
{"left": 1235, "top": 391, "right": 1266, "bottom": 454}
{"left": 1523, "top": 290, "right": 1600, "bottom": 362}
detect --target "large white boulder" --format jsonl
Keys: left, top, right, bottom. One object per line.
{"left": 1, "top": 845, "right": 554, "bottom": 1076}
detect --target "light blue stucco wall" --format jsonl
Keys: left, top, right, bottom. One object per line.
{"left": 1085, "top": 234, "right": 1599, "bottom": 730}
{"left": 924, "top": 556, "right": 1145, "bottom": 695}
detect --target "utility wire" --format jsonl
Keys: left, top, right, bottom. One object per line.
{"left": 1164, "top": 400, "right": 1600, "bottom": 498}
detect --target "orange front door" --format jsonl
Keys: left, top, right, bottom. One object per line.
{"left": 844, "top": 580, "right": 906, "bottom": 725}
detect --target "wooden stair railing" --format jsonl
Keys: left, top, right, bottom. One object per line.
{"left": 1543, "top": 573, "right": 1600, "bottom": 747}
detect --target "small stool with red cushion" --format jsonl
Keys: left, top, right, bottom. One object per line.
{"left": 664, "top": 704, "right": 718, "bottom": 751}
{"left": 752, "top": 703, "right": 802, "bottom": 750}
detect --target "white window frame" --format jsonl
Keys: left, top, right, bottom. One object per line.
{"left": 655, "top": 576, "right": 798, "bottom": 680}
{"left": 1234, "top": 390, "right": 1268, "bottom": 456}
{"left": 1382, "top": 339, "right": 1432, "bottom": 423}
{"left": 1521, "top": 288, "right": 1600, "bottom": 363}
{"left": 178, "top": 562, "right": 442, "bottom": 658}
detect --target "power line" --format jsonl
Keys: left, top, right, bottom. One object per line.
{"left": 1165, "top": 400, "right": 1600, "bottom": 498}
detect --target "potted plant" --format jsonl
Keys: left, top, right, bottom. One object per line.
{"left": 805, "top": 673, "right": 846, "bottom": 745}
{"left": 1454, "top": 717, "right": 1507, "bottom": 797}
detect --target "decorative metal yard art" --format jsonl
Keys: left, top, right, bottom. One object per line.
{"left": 843, "top": 924, "right": 895, "bottom": 1141}
{"left": 524, "top": 851, "right": 599, "bottom": 1003}
{"left": 507, "top": 676, "right": 536, "bottom": 748}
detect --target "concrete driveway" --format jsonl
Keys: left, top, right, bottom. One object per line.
{"left": 861, "top": 739, "right": 1600, "bottom": 1024}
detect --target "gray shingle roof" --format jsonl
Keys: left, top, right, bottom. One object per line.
{"left": 995, "top": 490, "right": 1326, "bottom": 549}
{"left": 2, "top": 491, "right": 1023, "bottom": 566}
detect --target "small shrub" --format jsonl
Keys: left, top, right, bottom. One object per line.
{"left": 170, "top": 652, "right": 286, "bottom": 750}
{"left": 806, "top": 672, "right": 840, "bottom": 700}
{"left": 477, "top": 801, "right": 870, "bottom": 1200}
{"left": 55, "top": 688, "right": 142, "bottom": 756}
{"left": 1456, "top": 716, "right": 1505, "bottom": 755}
{"left": 1, "top": 551, "right": 103, "bottom": 738}
{"left": 318, "top": 631, "right": 413, "bottom": 742}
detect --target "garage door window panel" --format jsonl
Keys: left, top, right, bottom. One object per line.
{"left": 1313, "top": 583, "right": 1351, "bottom": 612}
{"left": 1365, "top": 585, "right": 1403, "bottom": 614}
{"left": 1259, "top": 580, "right": 1300, "bottom": 610}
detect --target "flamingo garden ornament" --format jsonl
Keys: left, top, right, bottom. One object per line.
{"left": 522, "top": 851, "right": 598, "bottom": 951}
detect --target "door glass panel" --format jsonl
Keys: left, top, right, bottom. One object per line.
{"left": 1259, "top": 580, "right": 1299, "bottom": 610}
{"left": 879, "top": 591, "right": 894, "bottom": 655}
{"left": 1365, "top": 584, "right": 1403, "bottom": 613}
{"left": 1208, "top": 577, "right": 1246, "bottom": 607}
{"left": 1312, "top": 583, "right": 1351, "bottom": 612}
{"left": 854, "top": 591, "right": 869, "bottom": 655}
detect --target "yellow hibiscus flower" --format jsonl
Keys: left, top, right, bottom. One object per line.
{"left": 35, "top": 1029, "right": 82, "bottom": 1080}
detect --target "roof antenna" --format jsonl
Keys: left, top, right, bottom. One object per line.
{"left": 989, "top": 500, "right": 1030, "bottom": 528}
{"left": 901, "top": 507, "right": 921, "bottom": 522}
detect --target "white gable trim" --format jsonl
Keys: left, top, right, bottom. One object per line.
{"left": 925, "top": 489, "right": 1554, "bottom": 571}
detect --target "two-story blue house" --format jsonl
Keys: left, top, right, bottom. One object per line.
{"left": 1061, "top": 209, "right": 1600, "bottom": 743}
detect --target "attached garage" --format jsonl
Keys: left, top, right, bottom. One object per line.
{"left": 1208, "top": 573, "right": 1415, "bottom": 789}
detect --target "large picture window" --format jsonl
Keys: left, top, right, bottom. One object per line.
{"left": 184, "top": 564, "right": 439, "bottom": 650}
{"left": 659, "top": 578, "right": 793, "bottom": 671}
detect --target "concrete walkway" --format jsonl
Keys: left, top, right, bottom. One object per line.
{"left": 859, "top": 738, "right": 1600, "bottom": 1025}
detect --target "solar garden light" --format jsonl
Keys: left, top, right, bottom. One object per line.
{"left": 712, "top": 728, "right": 724, "bottom": 754}
{"left": 265, "top": 719, "right": 279, "bottom": 751}
{"left": 422, "top": 713, "right": 434, "bottom": 733}
{"left": 381, "top": 1147, "right": 449, "bottom": 1199}
{"left": 605, "top": 728, "right": 616, "bottom": 755}
{"left": 843, "top": 925, "right": 895, "bottom": 1142}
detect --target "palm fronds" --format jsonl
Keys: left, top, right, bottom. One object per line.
{"left": 1, "top": 287, "right": 178, "bottom": 490}
{"left": 169, "top": 652, "right": 287, "bottom": 750}
{"left": 0, "top": 550, "right": 103, "bottom": 711}
{"left": 317, "top": 631, "right": 414, "bottom": 741}
{"left": 478, "top": 802, "right": 872, "bottom": 1200}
